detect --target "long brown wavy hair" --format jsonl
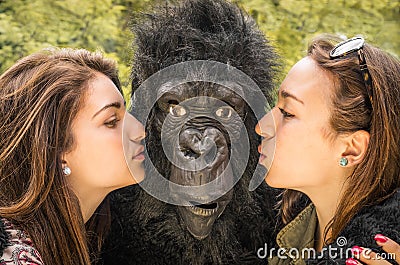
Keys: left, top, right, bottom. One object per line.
{"left": 0, "top": 48, "right": 120, "bottom": 264}
{"left": 279, "top": 35, "right": 400, "bottom": 243}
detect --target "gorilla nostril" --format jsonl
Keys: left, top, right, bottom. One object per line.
{"left": 182, "top": 148, "right": 200, "bottom": 159}
{"left": 181, "top": 145, "right": 217, "bottom": 163}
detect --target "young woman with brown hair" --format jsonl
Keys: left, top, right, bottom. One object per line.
{"left": 256, "top": 35, "right": 400, "bottom": 264}
{"left": 0, "top": 48, "right": 145, "bottom": 264}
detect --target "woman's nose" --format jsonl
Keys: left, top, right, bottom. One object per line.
{"left": 125, "top": 112, "right": 145, "bottom": 142}
{"left": 255, "top": 110, "right": 275, "bottom": 139}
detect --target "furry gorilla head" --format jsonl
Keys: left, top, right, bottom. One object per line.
{"left": 101, "top": 0, "right": 279, "bottom": 264}
{"left": 131, "top": 0, "right": 278, "bottom": 239}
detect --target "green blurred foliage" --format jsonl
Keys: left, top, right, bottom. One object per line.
{"left": 0, "top": 0, "right": 140, "bottom": 98}
{"left": 0, "top": 0, "right": 399, "bottom": 95}
{"left": 235, "top": 0, "right": 400, "bottom": 81}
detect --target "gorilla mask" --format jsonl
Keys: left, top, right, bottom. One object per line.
{"left": 159, "top": 81, "right": 248, "bottom": 239}
{"left": 130, "top": 0, "right": 278, "bottom": 240}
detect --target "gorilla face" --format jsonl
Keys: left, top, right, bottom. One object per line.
{"left": 154, "top": 81, "right": 247, "bottom": 239}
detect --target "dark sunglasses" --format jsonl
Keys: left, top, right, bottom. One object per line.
{"left": 329, "top": 36, "right": 373, "bottom": 106}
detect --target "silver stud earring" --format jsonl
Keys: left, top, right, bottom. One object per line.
{"left": 339, "top": 157, "right": 348, "bottom": 167}
{"left": 63, "top": 166, "right": 71, "bottom": 176}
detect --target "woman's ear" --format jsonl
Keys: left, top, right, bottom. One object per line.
{"left": 340, "top": 130, "right": 370, "bottom": 166}
{"left": 61, "top": 159, "right": 68, "bottom": 167}
{"left": 61, "top": 153, "right": 72, "bottom": 176}
{"left": 61, "top": 152, "right": 68, "bottom": 166}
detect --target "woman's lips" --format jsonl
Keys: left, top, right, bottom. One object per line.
{"left": 132, "top": 146, "right": 145, "bottom": 161}
{"left": 133, "top": 152, "right": 145, "bottom": 161}
{"left": 258, "top": 145, "right": 267, "bottom": 163}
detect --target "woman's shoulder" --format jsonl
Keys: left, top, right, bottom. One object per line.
{"left": 307, "top": 191, "right": 400, "bottom": 264}
{"left": 342, "top": 190, "right": 400, "bottom": 241}
{"left": 350, "top": 190, "right": 399, "bottom": 228}
{"left": 0, "top": 218, "right": 44, "bottom": 265}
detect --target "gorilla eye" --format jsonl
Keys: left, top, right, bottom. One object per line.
{"left": 215, "top": 106, "right": 233, "bottom": 119}
{"left": 169, "top": 104, "right": 187, "bottom": 117}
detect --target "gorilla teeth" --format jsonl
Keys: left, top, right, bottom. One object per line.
{"left": 187, "top": 204, "right": 218, "bottom": 216}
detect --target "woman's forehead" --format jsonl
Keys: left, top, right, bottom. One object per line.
{"left": 279, "top": 57, "right": 334, "bottom": 106}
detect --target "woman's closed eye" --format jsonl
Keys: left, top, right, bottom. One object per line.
{"left": 104, "top": 116, "right": 120, "bottom": 128}
{"left": 278, "top": 108, "right": 295, "bottom": 119}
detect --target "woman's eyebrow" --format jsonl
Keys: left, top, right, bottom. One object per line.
{"left": 92, "top": 101, "right": 122, "bottom": 120}
{"left": 280, "top": 89, "right": 304, "bottom": 105}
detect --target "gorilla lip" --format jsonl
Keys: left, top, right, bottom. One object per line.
{"left": 132, "top": 146, "right": 145, "bottom": 161}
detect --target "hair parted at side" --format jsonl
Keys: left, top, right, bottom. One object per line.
{"left": 0, "top": 48, "right": 120, "bottom": 265}
{"left": 281, "top": 34, "right": 400, "bottom": 243}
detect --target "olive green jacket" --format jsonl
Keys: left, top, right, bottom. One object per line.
{"left": 268, "top": 204, "right": 317, "bottom": 265}
{"left": 268, "top": 190, "right": 400, "bottom": 265}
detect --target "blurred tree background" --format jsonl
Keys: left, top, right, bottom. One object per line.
{"left": 0, "top": 0, "right": 399, "bottom": 97}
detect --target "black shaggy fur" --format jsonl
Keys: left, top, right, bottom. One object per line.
{"left": 101, "top": 1, "right": 280, "bottom": 264}
{"left": 308, "top": 190, "right": 400, "bottom": 264}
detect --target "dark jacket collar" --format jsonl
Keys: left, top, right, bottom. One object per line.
{"left": 308, "top": 190, "right": 400, "bottom": 264}
{"left": 0, "top": 218, "right": 9, "bottom": 254}
{"left": 268, "top": 190, "right": 400, "bottom": 264}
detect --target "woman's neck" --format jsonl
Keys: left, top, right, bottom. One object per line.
{"left": 71, "top": 186, "right": 108, "bottom": 223}
{"left": 301, "top": 184, "right": 345, "bottom": 252}
{"left": 313, "top": 199, "right": 336, "bottom": 251}
{"left": 79, "top": 192, "right": 107, "bottom": 223}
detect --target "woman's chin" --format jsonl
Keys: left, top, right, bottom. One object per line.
{"left": 265, "top": 173, "right": 285, "bottom": 189}
{"left": 130, "top": 168, "right": 145, "bottom": 184}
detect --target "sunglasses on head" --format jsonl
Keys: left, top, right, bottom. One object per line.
{"left": 329, "top": 36, "right": 373, "bottom": 106}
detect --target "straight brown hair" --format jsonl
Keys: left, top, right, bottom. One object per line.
{"left": 0, "top": 48, "right": 120, "bottom": 264}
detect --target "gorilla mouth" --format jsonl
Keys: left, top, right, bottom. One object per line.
{"left": 179, "top": 196, "right": 232, "bottom": 240}
{"left": 170, "top": 133, "right": 234, "bottom": 240}
{"left": 187, "top": 201, "right": 219, "bottom": 216}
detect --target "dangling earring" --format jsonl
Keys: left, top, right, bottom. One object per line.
{"left": 339, "top": 157, "right": 348, "bottom": 167}
{"left": 63, "top": 166, "right": 72, "bottom": 176}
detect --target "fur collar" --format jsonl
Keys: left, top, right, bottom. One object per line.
{"left": 0, "top": 218, "right": 9, "bottom": 254}
{"left": 308, "top": 190, "right": 400, "bottom": 264}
